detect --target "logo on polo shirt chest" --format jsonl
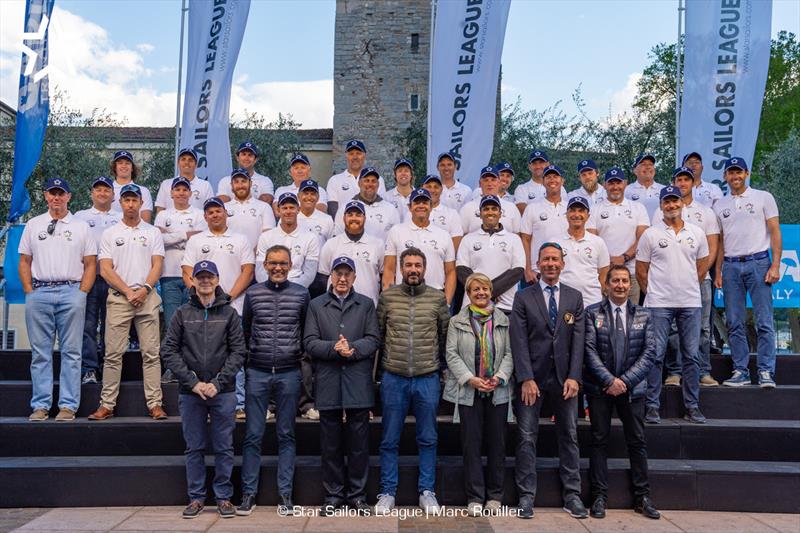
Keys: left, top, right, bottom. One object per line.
{"left": 404, "top": 240, "right": 415, "bottom": 248}
{"left": 658, "top": 239, "right": 669, "bottom": 248}
{"left": 115, "top": 237, "right": 125, "bottom": 246}
{"left": 38, "top": 232, "right": 47, "bottom": 240}
{"left": 624, "top": 209, "right": 632, "bottom": 218}
{"left": 249, "top": 208, "right": 257, "bottom": 217}
{"left": 313, "top": 225, "right": 322, "bottom": 234}
{"left": 600, "top": 211, "right": 609, "bottom": 219}
{"left": 226, "top": 210, "right": 234, "bottom": 217}
{"left": 722, "top": 209, "right": 731, "bottom": 218}
{"left": 192, "top": 190, "right": 200, "bottom": 198}
{"left": 473, "top": 242, "right": 482, "bottom": 251}
{"left": 437, "top": 215, "right": 446, "bottom": 226}
{"left": 498, "top": 241, "right": 508, "bottom": 252}
{"left": 374, "top": 213, "right": 384, "bottom": 224}
{"left": 225, "top": 243, "right": 235, "bottom": 254}
{"left": 88, "top": 220, "right": 96, "bottom": 227}
{"left": 427, "top": 239, "right": 439, "bottom": 250}
{"left": 292, "top": 244, "right": 302, "bottom": 256}
{"left": 745, "top": 203, "right": 755, "bottom": 214}
{"left": 137, "top": 236, "right": 148, "bottom": 246}
{"left": 361, "top": 251, "right": 371, "bottom": 263}
{"left": 63, "top": 230, "right": 73, "bottom": 241}
{"left": 528, "top": 192, "right": 536, "bottom": 200}
{"left": 453, "top": 193, "right": 462, "bottom": 202}
{"left": 201, "top": 245, "right": 211, "bottom": 253}
{"left": 342, "top": 183, "right": 350, "bottom": 191}
{"left": 539, "top": 212, "right": 548, "bottom": 221}
{"left": 165, "top": 219, "right": 172, "bottom": 227}
{"left": 584, "top": 246, "right": 593, "bottom": 258}
{"left": 692, "top": 212, "right": 703, "bottom": 223}
{"left": 631, "top": 194, "right": 640, "bottom": 201}
{"left": 684, "top": 236, "right": 696, "bottom": 248}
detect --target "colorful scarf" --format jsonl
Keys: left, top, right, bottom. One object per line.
{"left": 468, "top": 304, "right": 495, "bottom": 385}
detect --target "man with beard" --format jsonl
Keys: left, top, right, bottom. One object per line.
{"left": 625, "top": 154, "right": 664, "bottom": 220}
{"left": 568, "top": 160, "right": 606, "bottom": 205}
{"left": 333, "top": 167, "right": 399, "bottom": 242}
{"left": 223, "top": 168, "right": 275, "bottom": 253}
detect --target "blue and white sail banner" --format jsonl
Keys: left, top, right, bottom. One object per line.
{"left": 427, "top": 0, "right": 510, "bottom": 189}
{"left": 179, "top": 0, "right": 250, "bottom": 189}
{"left": 679, "top": 0, "right": 772, "bottom": 193}
{"left": 8, "top": 0, "right": 55, "bottom": 223}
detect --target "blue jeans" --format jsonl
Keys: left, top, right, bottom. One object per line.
{"left": 664, "top": 279, "right": 713, "bottom": 377}
{"left": 647, "top": 307, "right": 702, "bottom": 410}
{"left": 25, "top": 284, "right": 87, "bottom": 411}
{"left": 160, "top": 276, "right": 189, "bottom": 328}
{"left": 723, "top": 257, "right": 776, "bottom": 374}
{"left": 81, "top": 276, "right": 108, "bottom": 375}
{"left": 379, "top": 371, "right": 440, "bottom": 496}
{"left": 178, "top": 392, "right": 236, "bottom": 502}
{"left": 241, "top": 367, "right": 301, "bottom": 496}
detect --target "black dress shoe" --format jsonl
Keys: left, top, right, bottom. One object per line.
{"left": 321, "top": 500, "right": 343, "bottom": 516}
{"left": 590, "top": 497, "right": 607, "bottom": 518}
{"left": 236, "top": 493, "right": 256, "bottom": 516}
{"left": 348, "top": 500, "right": 371, "bottom": 514}
{"left": 517, "top": 499, "right": 534, "bottom": 519}
{"left": 563, "top": 498, "right": 589, "bottom": 519}
{"left": 279, "top": 493, "right": 294, "bottom": 511}
{"left": 634, "top": 496, "right": 661, "bottom": 519}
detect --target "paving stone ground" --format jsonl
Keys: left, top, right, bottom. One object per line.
{"left": 2, "top": 507, "right": 798, "bottom": 533}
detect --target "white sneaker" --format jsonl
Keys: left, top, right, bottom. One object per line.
{"left": 374, "top": 493, "right": 395, "bottom": 515}
{"left": 485, "top": 500, "right": 502, "bottom": 512}
{"left": 467, "top": 501, "right": 483, "bottom": 516}
{"left": 302, "top": 408, "right": 320, "bottom": 420}
{"left": 419, "top": 490, "right": 441, "bottom": 514}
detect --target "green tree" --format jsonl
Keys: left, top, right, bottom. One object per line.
{"left": 229, "top": 111, "right": 302, "bottom": 188}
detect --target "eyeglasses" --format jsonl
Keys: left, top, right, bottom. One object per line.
{"left": 266, "top": 261, "right": 290, "bottom": 268}
{"left": 47, "top": 219, "right": 57, "bottom": 235}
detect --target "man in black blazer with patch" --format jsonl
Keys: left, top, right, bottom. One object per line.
{"left": 511, "top": 242, "right": 586, "bottom": 519}
{"left": 584, "top": 264, "right": 660, "bottom": 520}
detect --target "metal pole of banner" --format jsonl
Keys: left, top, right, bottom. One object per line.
{"left": 0, "top": 223, "right": 10, "bottom": 350}
{"left": 175, "top": 0, "right": 188, "bottom": 159}
{"left": 675, "top": 0, "right": 685, "bottom": 167}
{"left": 426, "top": 0, "right": 437, "bottom": 168}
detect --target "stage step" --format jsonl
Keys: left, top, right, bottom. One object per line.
{"left": 1, "top": 416, "right": 797, "bottom": 462}
{"left": 2, "top": 381, "right": 798, "bottom": 420}
{"left": 0, "top": 455, "right": 796, "bottom": 512}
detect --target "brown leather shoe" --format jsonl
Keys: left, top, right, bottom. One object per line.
{"left": 149, "top": 405, "right": 168, "bottom": 420}
{"left": 88, "top": 406, "right": 114, "bottom": 420}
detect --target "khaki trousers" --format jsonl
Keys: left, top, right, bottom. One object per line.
{"left": 100, "top": 290, "right": 163, "bottom": 410}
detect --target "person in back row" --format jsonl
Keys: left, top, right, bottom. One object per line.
{"left": 326, "top": 140, "right": 386, "bottom": 216}
{"left": 109, "top": 150, "right": 153, "bottom": 222}
{"left": 216, "top": 141, "right": 275, "bottom": 205}
{"left": 154, "top": 148, "right": 214, "bottom": 213}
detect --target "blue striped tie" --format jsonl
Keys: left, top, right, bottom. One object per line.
{"left": 545, "top": 285, "right": 558, "bottom": 328}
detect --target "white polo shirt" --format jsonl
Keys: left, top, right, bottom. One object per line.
{"left": 298, "top": 209, "right": 335, "bottom": 249}
{"left": 99, "top": 220, "right": 165, "bottom": 288}
{"left": 385, "top": 187, "right": 412, "bottom": 219}
{"left": 636, "top": 220, "right": 709, "bottom": 308}
{"left": 154, "top": 207, "right": 207, "bottom": 277}
{"left": 74, "top": 207, "right": 121, "bottom": 253}
{"left": 19, "top": 212, "right": 96, "bottom": 282}
{"left": 255, "top": 225, "right": 320, "bottom": 286}
{"left": 459, "top": 198, "right": 521, "bottom": 234}
{"left": 319, "top": 232, "right": 384, "bottom": 305}
{"left": 513, "top": 180, "right": 568, "bottom": 206}
{"left": 333, "top": 197, "right": 400, "bottom": 242}
{"left": 154, "top": 176, "right": 214, "bottom": 211}
{"left": 457, "top": 228, "right": 526, "bottom": 311}
{"left": 568, "top": 186, "right": 607, "bottom": 205}
{"left": 589, "top": 199, "right": 650, "bottom": 273}
{"left": 216, "top": 171, "right": 275, "bottom": 200}
{"left": 555, "top": 231, "right": 611, "bottom": 307}
{"left": 428, "top": 203, "right": 464, "bottom": 238}
{"left": 655, "top": 201, "right": 720, "bottom": 281}
{"left": 111, "top": 180, "right": 153, "bottom": 215}
{"left": 273, "top": 182, "right": 329, "bottom": 205}
{"left": 326, "top": 170, "right": 387, "bottom": 206}
{"left": 713, "top": 187, "right": 779, "bottom": 258}
{"left": 521, "top": 199, "right": 568, "bottom": 268}
{"left": 385, "top": 221, "right": 456, "bottom": 290}
{"left": 693, "top": 180, "right": 723, "bottom": 207}
{"left": 440, "top": 180, "right": 473, "bottom": 211}
{"left": 625, "top": 181, "right": 665, "bottom": 220}
{"left": 182, "top": 229, "right": 254, "bottom": 313}
{"left": 224, "top": 197, "right": 275, "bottom": 251}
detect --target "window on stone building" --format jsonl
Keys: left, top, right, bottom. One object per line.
{"left": 409, "top": 94, "right": 420, "bottom": 111}
{"left": 411, "top": 33, "right": 420, "bottom": 54}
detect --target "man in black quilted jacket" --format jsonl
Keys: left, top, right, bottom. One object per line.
{"left": 237, "top": 244, "right": 310, "bottom": 516}
{"left": 584, "top": 264, "right": 660, "bottom": 520}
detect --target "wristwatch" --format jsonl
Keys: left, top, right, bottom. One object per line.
{"left": 622, "top": 253, "right": 633, "bottom": 263}
{"left": 143, "top": 283, "right": 153, "bottom": 294}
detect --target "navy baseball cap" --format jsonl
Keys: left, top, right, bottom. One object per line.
{"left": 724, "top": 157, "right": 748, "bottom": 172}
{"left": 528, "top": 149, "right": 549, "bottom": 163}
{"left": 480, "top": 166, "right": 499, "bottom": 179}
{"left": 299, "top": 179, "right": 319, "bottom": 192}
{"left": 437, "top": 151, "right": 457, "bottom": 164}
{"left": 495, "top": 162, "right": 514, "bottom": 175}
{"left": 203, "top": 196, "right": 225, "bottom": 210}
{"left": 119, "top": 183, "right": 141, "bottom": 197}
{"left": 480, "top": 194, "right": 501, "bottom": 208}
{"left": 394, "top": 158, "right": 413, "bottom": 170}
{"left": 358, "top": 167, "right": 380, "bottom": 180}
{"left": 672, "top": 166, "right": 694, "bottom": 181}
{"left": 331, "top": 256, "right": 356, "bottom": 272}
{"left": 112, "top": 150, "right": 133, "bottom": 163}
{"left": 192, "top": 260, "right": 219, "bottom": 278}
{"left": 44, "top": 177, "right": 71, "bottom": 193}
{"left": 577, "top": 159, "right": 598, "bottom": 173}
{"left": 178, "top": 147, "right": 198, "bottom": 161}
{"left": 345, "top": 139, "right": 366, "bottom": 153}
{"left": 344, "top": 200, "right": 366, "bottom": 214}
{"left": 421, "top": 174, "right": 442, "bottom": 186}
{"left": 543, "top": 165, "right": 563, "bottom": 178}
{"left": 230, "top": 167, "right": 250, "bottom": 180}
{"left": 409, "top": 188, "right": 432, "bottom": 203}
{"left": 278, "top": 192, "right": 299, "bottom": 205}
{"left": 634, "top": 153, "right": 656, "bottom": 167}
{"left": 567, "top": 196, "right": 590, "bottom": 211}
{"left": 682, "top": 152, "right": 703, "bottom": 164}
{"left": 91, "top": 176, "right": 114, "bottom": 189}
{"left": 660, "top": 186, "right": 682, "bottom": 201}
{"left": 171, "top": 177, "right": 192, "bottom": 189}
{"left": 604, "top": 167, "right": 626, "bottom": 182}
{"left": 290, "top": 153, "right": 310, "bottom": 166}
{"left": 236, "top": 141, "right": 259, "bottom": 156}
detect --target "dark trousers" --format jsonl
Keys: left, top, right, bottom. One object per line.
{"left": 178, "top": 392, "right": 237, "bottom": 502}
{"left": 319, "top": 408, "right": 370, "bottom": 504}
{"left": 269, "top": 353, "right": 314, "bottom": 414}
{"left": 588, "top": 395, "right": 650, "bottom": 500}
{"left": 514, "top": 376, "right": 580, "bottom": 504}
{"left": 458, "top": 394, "right": 508, "bottom": 504}
{"left": 81, "top": 276, "right": 108, "bottom": 374}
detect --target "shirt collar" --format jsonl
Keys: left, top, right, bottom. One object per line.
{"left": 733, "top": 187, "right": 751, "bottom": 198}
{"left": 409, "top": 220, "right": 433, "bottom": 232}
{"left": 539, "top": 279, "right": 560, "bottom": 292}
{"left": 204, "top": 228, "right": 232, "bottom": 237}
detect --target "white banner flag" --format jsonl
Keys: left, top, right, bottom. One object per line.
{"left": 427, "top": 0, "right": 511, "bottom": 189}
{"left": 180, "top": 0, "right": 251, "bottom": 189}
{"left": 679, "top": 0, "right": 772, "bottom": 193}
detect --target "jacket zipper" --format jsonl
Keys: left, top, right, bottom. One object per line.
{"left": 407, "top": 292, "right": 414, "bottom": 376}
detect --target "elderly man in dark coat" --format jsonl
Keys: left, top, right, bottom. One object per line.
{"left": 304, "top": 256, "right": 380, "bottom": 514}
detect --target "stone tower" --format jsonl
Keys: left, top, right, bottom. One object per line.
{"left": 333, "top": 0, "right": 431, "bottom": 182}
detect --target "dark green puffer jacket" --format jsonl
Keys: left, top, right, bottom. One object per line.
{"left": 377, "top": 282, "right": 450, "bottom": 377}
